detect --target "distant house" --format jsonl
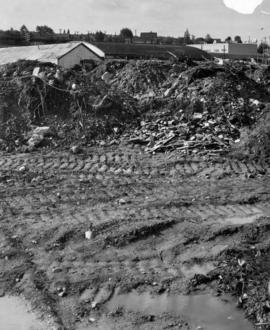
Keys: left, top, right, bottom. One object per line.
{"left": 140, "top": 32, "right": 158, "bottom": 44}
{"left": 190, "top": 43, "right": 257, "bottom": 58}
{"left": 0, "top": 42, "right": 105, "bottom": 68}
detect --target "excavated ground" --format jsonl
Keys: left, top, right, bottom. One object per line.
{"left": 1, "top": 142, "right": 270, "bottom": 329}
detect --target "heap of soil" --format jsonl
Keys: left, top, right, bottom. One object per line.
{"left": 0, "top": 58, "right": 269, "bottom": 162}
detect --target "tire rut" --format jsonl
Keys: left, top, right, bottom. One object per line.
{"left": 0, "top": 153, "right": 269, "bottom": 178}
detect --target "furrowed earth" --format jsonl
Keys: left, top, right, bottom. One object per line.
{"left": 1, "top": 58, "right": 270, "bottom": 329}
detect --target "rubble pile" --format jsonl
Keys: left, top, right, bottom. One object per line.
{"left": 126, "top": 109, "right": 235, "bottom": 155}
{"left": 96, "top": 60, "right": 188, "bottom": 98}
{"left": 110, "top": 60, "right": 173, "bottom": 96}
{"left": 0, "top": 58, "right": 269, "bottom": 158}
{"left": 125, "top": 62, "right": 268, "bottom": 155}
{"left": 0, "top": 60, "right": 137, "bottom": 150}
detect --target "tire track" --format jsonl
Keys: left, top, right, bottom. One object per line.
{"left": 0, "top": 153, "right": 269, "bottom": 178}
{"left": 2, "top": 198, "right": 270, "bottom": 231}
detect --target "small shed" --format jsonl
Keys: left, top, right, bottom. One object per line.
{"left": 0, "top": 42, "right": 105, "bottom": 68}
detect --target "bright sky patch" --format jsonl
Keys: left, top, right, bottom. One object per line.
{"left": 223, "top": 0, "right": 264, "bottom": 14}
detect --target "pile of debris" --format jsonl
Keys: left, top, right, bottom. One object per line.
{"left": 96, "top": 60, "right": 188, "bottom": 98}
{"left": 127, "top": 109, "right": 236, "bottom": 155}
{"left": 111, "top": 60, "right": 172, "bottom": 96}
{"left": 0, "top": 60, "right": 138, "bottom": 151}
{"left": 125, "top": 62, "right": 268, "bottom": 155}
{"left": 0, "top": 58, "right": 269, "bottom": 158}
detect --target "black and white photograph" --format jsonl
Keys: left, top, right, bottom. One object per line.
{"left": 1, "top": 0, "right": 270, "bottom": 329}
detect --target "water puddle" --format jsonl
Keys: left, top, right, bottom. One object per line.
{"left": 0, "top": 296, "right": 47, "bottom": 330}
{"left": 181, "top": 262, "right": 215, "bottom": 278}
{"left": 107, "top": 290, "right": 254, "bottom": 330}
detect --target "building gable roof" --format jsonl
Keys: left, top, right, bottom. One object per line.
{"left": 58, "top": 42, "right": 105, "bottom": 60}
{"left": 0, "top": 42, "right": 105, "bottom": 66}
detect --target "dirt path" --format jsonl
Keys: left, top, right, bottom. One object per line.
{"left": 0, "top": 144, "right": 269, "bottom": 329}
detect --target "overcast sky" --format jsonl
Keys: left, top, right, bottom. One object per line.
{"left": 1, "top": 0, "right": 270, "bottom": 41}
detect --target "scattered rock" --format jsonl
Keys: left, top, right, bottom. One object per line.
{"left": 85, "top": 230, "right": 93, "bottom": 240}
{"left": 70, "top": 145, "right": 82, "bottom": 154}
{"left": 18, "top": 166, "right": 27, "bottom": 172}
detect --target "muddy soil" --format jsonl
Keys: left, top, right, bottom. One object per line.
{"left": 0, "top": 142, "right": 270, "bottom": 329}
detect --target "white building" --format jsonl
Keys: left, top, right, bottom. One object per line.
{"left": 190, "top": 43, "right": 257, "bottom": 58}
{"left": 0, "top": 42, "right": 105, "bottom": 68}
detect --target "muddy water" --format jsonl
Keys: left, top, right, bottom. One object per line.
{"left": 0, "top": 296, "right": 47, "bottom": 330}
{"left": 107, "top": 290, "right": 254, "bottom": 330}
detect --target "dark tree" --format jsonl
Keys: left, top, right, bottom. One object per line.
{"left": 164, "top": 36, "right": 174, "bottom": 45}
{"left": 94, "top": 31, "right": 106, "bottom": 42}
{"left": 195, "top": 37, "right": 205, "bottom": 44}
{"left": 120, "top": 28, "right": 133, "bottom": 41}
{"left": 36, "top": 25, "right": 55, "bottom": 35}
{"left": 20, "top": 25, "right": 28, "bottom": 33}
{"left": 184, "top": 29, "right": 191, "bottom": 44}
{"left": 234, "top": 35, "right": 242, "bottom": 43}
{"left": 112, "top": 34, "right": 123, "bottom": 43}
{"left": 176, "top": 37, "right": 185, "bottom": 45}
{"left": 258, "top": 42, "right": 269, "bottom": 54}
{"left": 20, "top": 25, "right": 30, "bottom": 43}
{"left": 104, "top": 35, "right": 113, "bottom": 42}
{"left": 225, "top": 36, "right": 232, "bottom": 43}
{"left": 205, "top": 33, "right": 213, "bottom": 44}
{"left": 1, "top": 29, "right": 22, "bottom": 45}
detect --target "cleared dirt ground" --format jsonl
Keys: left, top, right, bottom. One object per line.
{"left": 1, "top": 142, "right": 270, "bottom": 329}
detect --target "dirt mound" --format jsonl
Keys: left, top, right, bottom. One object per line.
{"left": 0, "top": 60, "right": 140, "bottom": 151}
{"left": 0, "top": 59, "right": 269, "bottom": 157}
{"left": 107, "top": 60, "right": 189, "bottom": 97}
{"left": 110, "top": 60, "right": 172, "bottom": 96}
{"left": 124, "top": 63, "right": 268, "bottom": 155}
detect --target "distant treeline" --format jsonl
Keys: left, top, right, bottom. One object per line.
{"left": 0, "top": 25, "right": 248, "bottom": 49}
{"left": 0, "top": 25, "right": 95, "bottom": 47}
{"left": 0, "top": 30, "right": 82, "bottom": 46}
{"left": 0, "top": 30, "right": 25, "bottom": 46}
